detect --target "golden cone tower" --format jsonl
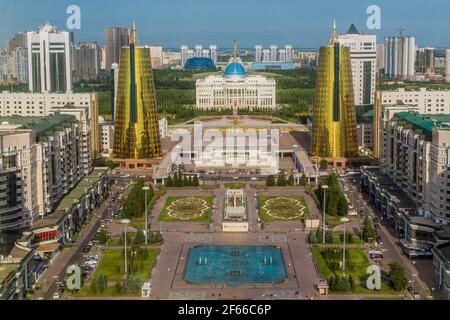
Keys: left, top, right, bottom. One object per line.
{"left": 311, "top": 21, "right": 358, "bottom": 159}
{"left": 113, "top": 23, "right": 162, "bottom": 160}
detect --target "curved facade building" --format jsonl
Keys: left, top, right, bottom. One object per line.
{"left": 113, "top": 24, "right": 162, "bottom": 160}
{"left": 311, "top": 22, "right": 358, "bottom": 161}
{"left": 184, "top": 57, "right": 216, "bottom": 71}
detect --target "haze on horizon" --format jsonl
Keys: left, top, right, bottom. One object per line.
{"left": 1, "top": 0, "right": 450, "bottom": 49}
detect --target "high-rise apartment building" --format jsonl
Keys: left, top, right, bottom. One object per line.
{"left": 270, "top": 45, "right": 278, "bottom": 62}
{"left": 113, "top": 24, "right": 162, "bottom": 162}
{"left": 255, "top": 45, "right": 263, "bottom": 63}
{"left": 105, "top": 27, "right": 130, "bottom": 71}
{"left": 337, "top": 24, "right": 377, "bottom": 106}
{"left": 311, "top": 21, "right": 358, "bottom": 164}
{"left": 27, "top": 24, "right": 73, "bottom": 93}
{"left": 285, "top": 45, "right": 293, "bottom": 63}
{"left": 0, "top": 91, "right": 100, "bottom": 161}
{"left": 376, "top": 44, "right": 385, "bottom": 73}
{"left": 384, "top": 33, "right": 416, "bottom": 80}
{"left": 416, "top": 47, "right": 435, "bottom": 76}
{"left": 0, "top": 114, "right": 92, "bottom": 230}
{"left": 71, "top": 42, "right": 101, "bottom": 82}
{"left": 446, "top": 49, "right": 450, "bottom": 83}
{"left": 181, "top": 45, "right": 189, "bottom": 67}
{"left": 209, "top": 45, "right": 218, "bottom": 65}
{"left": 195, "top": 45, "right": 203, "bottom": 58}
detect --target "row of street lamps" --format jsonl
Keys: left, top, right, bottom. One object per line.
{"left": 322, "top": 184, "right": 350, "bottom": 278}
{"left": 119, "top": 185, "right": 153, "bottom": 279}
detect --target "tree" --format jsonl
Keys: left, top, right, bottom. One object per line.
{"left": 277, "top": 173, "right": 287, "bottom": 187}
{"left": 90, "top": 278, "right": 98, "bottom": 294}
{"left": 287, "top": 174, "right": 294, "bottom": 186}
{"left": 134, "top": 229, "right": 145, "bottom": 245}
{"left": 325, "top": 230, "right": 334, "bottom": 243}
{"left": 105, "top": 160, "right": 116, "bottom": 170}
{"left": 362, "top": 217, "right": 376, "bottom": 243}
{"left": 319, "top": 159, "right": 329, "bottom": 171}
{"left": 300, "top": 174, "right": 308, "bottom": 186}
{"left": 266, "top": 175, "right": 276, "bottom": 187}
{"left": 97, "top": 228, "right": 108, "bottom": 245}
{"left": 192, "top": 175, "right": 200, "bottom": 187}
{"left": 308, "top": 231, "right": 318, "bottom": 244}
{"left": 388, "top": 262, "right": 408, "bottom": 291}
{"left": 348, "top": 274, "right": 355, "bottom": 290}
{"left": 97, "top": 273, "right": 108, "bottom": 293}
{"left": 337, "top": 193, "right": 349, "bottom": 216}
{"left": 166, "top": 175, "right": 174, "bottom": 187}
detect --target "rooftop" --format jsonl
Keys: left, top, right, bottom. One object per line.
{"left": 30, "top": 168, "right": 107, "bottom": 231}
{"left": 0, "top": 264, "right": 19, "bottom": 287}
{"left": 394, "top": 112, "right": 450, "bottom": 135}
{"left": 0, "top": 115, "right": 77, "bottom": 139}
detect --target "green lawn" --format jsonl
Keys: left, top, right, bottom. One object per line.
{"left": 326, "top": 214, "right": 360, "bottom": 228}
{"left": 258, "top": 196, "right": 310, "bottom": 221}
{"left": 159, "top": 196, "right": 212, "bottom": 222}
{"left": 93, "top": 249, "right": 158, "bottom": 282}
{"left": 311, "top": 246, "right": 394, "bottom": 294}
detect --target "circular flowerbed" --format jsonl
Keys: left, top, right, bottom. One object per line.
{"left": 167, "top": 197, "right": 210, "bottom": 220}
{"left": 262, "top": 197, "right": 306, "bottom": 220}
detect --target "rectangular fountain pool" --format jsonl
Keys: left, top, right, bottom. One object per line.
{"left": 184, "top": 245, "right": 287, "bottom": 287}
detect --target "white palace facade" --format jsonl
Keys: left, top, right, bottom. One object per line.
{"left": 196, "top": 44, "right": 276, "bottom": 111}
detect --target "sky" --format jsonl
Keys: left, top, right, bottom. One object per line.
{"left": 1, "top": 0, "right": 450, "bottom": 49}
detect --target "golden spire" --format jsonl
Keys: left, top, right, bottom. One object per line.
{"left": 329, "top": 19, "right": 338, "bottom": 46}
{"left": 130, "top": 21, "right": 137, "bottom": 45}
{"left": 233, "top": 40, "right": 237, "bottom": 63}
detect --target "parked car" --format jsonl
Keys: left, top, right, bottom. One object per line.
{"left": 53, "top": 292, "right": 62, "bottom": 300}
{"left": 376, "top": 236, "right": 384, "bottom": 245}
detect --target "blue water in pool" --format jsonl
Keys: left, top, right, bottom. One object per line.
{"left": 184, "top": 245, "right": 287, "bottom": 287}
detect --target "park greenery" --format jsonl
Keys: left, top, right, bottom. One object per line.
{"left": 258, "top": 196, "right": 310, "bottom": 221}
{"left": 77, "top": 248, "right": 158, "bottom": 297}
{"left": 166, "top": 169, "right": 200, "bottom": 187}
{"left": 308, "top": 229, "right": 360, "bottom": 245}
{"left": 266, "top": 173, "right": 307, "bottom": 187}
{"left": 315, "top": 174, "right": 349, "bottom": 217}
{"left": 122, "top": 180, "right": 154, "bottom": 219}
{"left": 311, "top": 247, "right": 393, "bottom": 293}
{"left": 159, "top": 196, "right": 212, "bottom": 222}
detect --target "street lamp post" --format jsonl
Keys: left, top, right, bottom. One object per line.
{"left": 121, "top": 219, "right": 130, "bottom": 279}
{"left": 341, "top": 217, "right": 350, "bottom": 278}
{"left": 322, "top": 185, "right": 329, "bottom": 244}
{"left": 143, "top": 186, "right": 150, "bottom": 245}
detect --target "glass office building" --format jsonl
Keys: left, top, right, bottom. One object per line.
{"left": 113, "top": 24, "right": 162, "bottom": 160}
{"left": 311, "top": 22, "right": 358, "bottom": 160}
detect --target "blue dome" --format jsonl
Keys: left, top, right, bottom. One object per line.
{"left": 224, "top": 62, "right": 246, "bottom": 77}
{"left": 184, "top": 57, "right": 216, "bottom": 71}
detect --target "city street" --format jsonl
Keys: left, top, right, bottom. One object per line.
{"left": 341, "top": 175, "right": 434, "bottom": 299}
{"left": 34, "top": 181, "right": 129, "bottom": 300}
